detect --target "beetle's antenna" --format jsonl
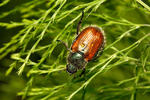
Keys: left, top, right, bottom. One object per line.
{"left": 77, "top": 11, "right": 84, "bottom": 35}
{"left": 57, "top": 40, "right": 70, "bottom": 51}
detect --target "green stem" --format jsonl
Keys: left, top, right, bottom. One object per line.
{"left": 136, "top": 0, "right": 150, "bottom": 11}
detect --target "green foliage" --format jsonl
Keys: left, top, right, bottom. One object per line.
{"left": 0, "top": 0, "right": 150, "bottom": 100}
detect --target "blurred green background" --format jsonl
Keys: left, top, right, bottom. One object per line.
{"left": 0, "top": 0, "right": 150, "bottom": 100}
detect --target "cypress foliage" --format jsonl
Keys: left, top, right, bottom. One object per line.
{"left": 0, "top": 0, "right": 150, "bottom": 100}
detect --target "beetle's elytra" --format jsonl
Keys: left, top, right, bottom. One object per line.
{"left": 57, "top": 11, "right": 105, "bottom": 75}
{"left": 71, "top": 26, "right": 104, "bottom": 61}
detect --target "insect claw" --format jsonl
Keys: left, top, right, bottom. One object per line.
{"left": 77, "top": 11, "right": 84, "bottom": 35}
{"left": 79, "top": 68, "right": 86, "bottom": 77}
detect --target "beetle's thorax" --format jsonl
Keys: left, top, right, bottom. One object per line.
{"left": 67, "top": 51, "right": 87, "bottom": 69}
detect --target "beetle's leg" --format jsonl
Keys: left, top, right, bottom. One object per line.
{"left": 76, "top": 11, "right": 84, "bottom": 35}
{"left": 97, "top": 42, "right": 105, "bottom": 57}
{"left": 92, "top": 42, "right": 105, "bottom": 61}
{"left": 97, "top": 46, "right": 104, "bottom": 58}
{"left": 57, "top": 40, "right": 70, "bottom": 51}
{"left": 79, "top": 67, "right": 86, "bottom": 77}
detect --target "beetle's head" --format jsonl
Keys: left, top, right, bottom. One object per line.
{"left": 67, "top": 52, "right": 85, "bottom": 74}
{"left": 66, "top": 64, "right": 77, "bottom": 74}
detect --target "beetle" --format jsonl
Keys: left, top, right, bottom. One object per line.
{"left": 57, "top": 11, "right": 105, "bottom": 76}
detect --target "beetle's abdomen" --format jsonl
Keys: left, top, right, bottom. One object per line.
{"left": 71, "top": 26, "right": 104, "bottom": 61}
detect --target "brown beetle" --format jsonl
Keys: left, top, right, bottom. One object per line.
{"left": 57, "top": 11, "right": 105, "bottom": 75}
